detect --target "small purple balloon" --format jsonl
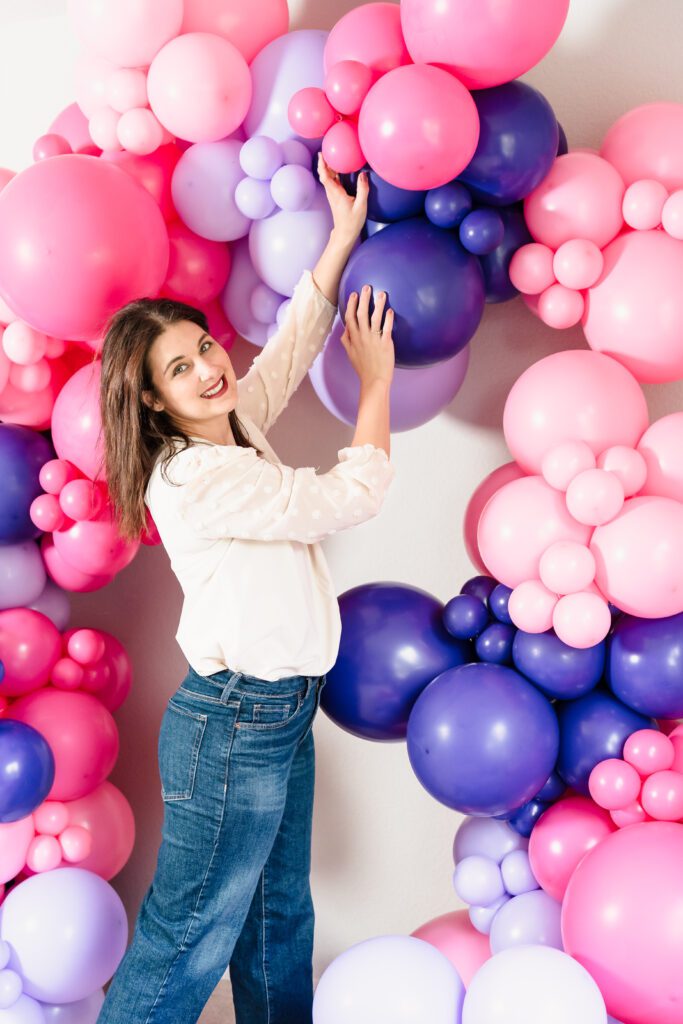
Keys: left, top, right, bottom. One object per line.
{"left": 239, "top": 136, "right": 283, "bottom": 180}
{"left": 27, "top": 580, "right": 71, "bottom": 631}
{"left": 270, "top": 164, "right": 317, "bottom": 211}
{"left": 425, "top": 182, "right": 473, "bottom": 229}
{"left": 0, "top": 994, "right": 44, "bottom": 1023}
{"left": 235, "top": 177, "right": 276, "bottom": 220}
{"left": 171, "top": 139, "right": 250, "bottom": 241}
{"left": 0, "top": 540, "right": 46, "bottom": 609}
{"left": 280, "top": 139, "right": 312, "bottom": 168}
{"left": 453, "top": 855, "right": 506, "bottom": 907}
{"left": 460, "top": 575, "right": 497, "bottom": 604}
{"left": 500, "top": 849, "right": 538, "bottom": 895}
{"left": 459, "top": 208, "right": 505, "bottom": 255}
{"left": 250, "top": 282, "right": 285, "bottom": 325}
{"left": 469, "top": 895, "right": 509, "bottom": 936}
{"left": 489, "top": 890, "right": 563, "bottom": 954}
{"left": 474, "top": 621, "right": 515, "bottom": 664}
{"left": 443, "top": 594, "right": 490, "bottom": 640}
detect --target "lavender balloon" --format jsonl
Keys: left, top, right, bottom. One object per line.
{"left": 39, "top": 989, "right": 105, "bottom": 1023}
{"left": 453, "top": 856, "right": 506, "bottom": 907}
{"left": 27, "top": 580, "right": 71, "bottom": 631}
{"left": 249, "top": 186, "right": 333, "bottom": 296}
{"left": 234, "top": 177, "right": 276, "bottom": 220}
{"left": 310, "top": 318, "right": 470, "bottom": 432}
{"left": 250, "top": 283, "right": 285, "bottom": 325}
{"left": 0, "top": 994, "right": 45, "bottom": 1023}
{"left": 454, "top": 817, "right": 527, "bottom": 865}
{"left": 171, "top": 139, "right": 250, "bottom": 241}
{"left": 239, "top": 136, "right": 283, "bottom": 180}
{"left": 489, "top": 891, "right": 563, "bottom": 954}
{"left": 270, "top": 164, "right": 317, "bottom": 211}
{"left": 469, "top": 896, "right": 509, "bottom": 936}
{"left": 500, "top": 850, "right": 538, "bottom": 895}
{"left": 220, "top": 237, "right": 268, "bottom": 347}
{"left": 245, "top": 30, "right": 328, "bottom": 144}
{"left": 0, "top": 541, "right": 46, "bottom": 609}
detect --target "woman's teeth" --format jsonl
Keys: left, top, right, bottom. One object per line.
{"left": 202, "top": 377, "right": 226, "bottom": 398}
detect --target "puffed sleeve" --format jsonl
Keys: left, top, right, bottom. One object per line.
{"left": 236, "top": 270, "right": 337, "bottom": 434}
{"left": 173, "top": 443, "right": 394, "bottom": 543}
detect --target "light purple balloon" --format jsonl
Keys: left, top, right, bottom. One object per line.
{"left": 281, "top": 139, "right": 312, "bottom": 168}
{"left": 244, "top": 30, "right": 328, "bottom": 145}
{"left": 0, "top": 994, "right": 45, "bottom": 1024}
{"left": 312, "top": 935, "right": 464, "bottom": 1024}
{"left": 270, "top": 164, "right": 317, "bottom": 211}
{"left": 276, "top": 298, "right": 291, "bottom": 326}
{"left": 251, "top": 282, "right": 285, "bottom": 325}
{"left": 27, "top": 580, "right": 71, "bottom": 631}
{"left": 310, "top": 318, "right": 470, "bottom": 432}
{"left": 221, "top": 237, "right": 268, "bottom": 347}
{"left": 0, "top": 969, "right": 22, "bottom": 1009}
{"left": 0, "top": 541, "right": 46, "bottom": 610}
{"left": 469, "top": 895, "right": 510, "bottom": 936}
{"left": 249, "top": 185, "right": 333, "bottom": 296}
{"left": 239, "top": 136, "right": 283, "bottom": 180}
{"left": 489, "top": 890, "right": 563, "bottom": 955}
{"left": 235, "top": 177, "right": 277, "bottom": 220}
{"left": 500, "top": 849, "right": 538, "bottom": 896}
{"left": 453, "top": 856, "right": 506, "bottom": 907}
{"left": 1, "top": 869, "right": 127, "bottom": 1004}
{"left": 171, "top": 139, "right": 250, "bottom": 241}
{"left": 454, "top": 816, "right": 528, "bottom": 866}
{"left": 39, "top": 989, "right": 105, "bottom": 1024}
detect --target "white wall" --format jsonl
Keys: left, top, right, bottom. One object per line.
{"left": 2, "top": 0, "right": 683, "bottom": 977}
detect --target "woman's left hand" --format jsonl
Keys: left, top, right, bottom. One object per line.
{"left": 317, "top": 153, "right": 369, "bottom": 247}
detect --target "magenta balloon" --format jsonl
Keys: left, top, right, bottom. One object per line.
{"left": 309, "top": 317, "right": 469, "bottom": 431}
{"left": 51, "top": 362, "right": 103, "bottom": 480}
{"left": 0, "top": 156, "right": 169, "bottom": 342}
{"left": 244, "top": 30, "right": 328, "bottom": 144}
{"left": 0, "top": 608, "right": 62, "bottom": 697}
{"left": 53, "top": 508, "right": 139, "bottom": 578}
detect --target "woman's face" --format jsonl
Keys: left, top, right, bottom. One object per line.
{"left": 144, "top": 319, "right": 238, "bottom": 437}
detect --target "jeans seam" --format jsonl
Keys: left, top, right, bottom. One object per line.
{"left": 261, "top": 866, "right": 271, "bottom": 1024}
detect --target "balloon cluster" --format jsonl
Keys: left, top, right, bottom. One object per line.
{"left": 588, "top": 726, "right": 683, "bottom": 826}
{"left": 235, "top": 136, "right": 317, "bottom": 219}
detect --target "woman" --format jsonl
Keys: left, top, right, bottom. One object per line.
{"left": 97, "top": 156, "right": 396, "bottom": 1024}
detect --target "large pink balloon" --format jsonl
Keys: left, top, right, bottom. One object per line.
{"left": 591, "top": 496, "right": 683, "bottom": 618}
{"left": 51, "top": 362, "right": 103, "bottom": 481}
{"left": 503, "top": 350, "right": 649, "bottom": 475}
{"left": 148, "top": 33, "right": 252, "bottom": 144}
{"left": 638, "top": 413, "right": 683, "bottom": 502}
{"left": 524, "top": 152, "right": 625, "bottom": 249}
{"left": 528, "top": 796, "right": 616, "bottom": 903}
{"left": 601, "top": 103, "right": 683, "bottom": 190}
{"left": 463, "top": 462, "right": 526, "bottom": 573}
{"left": 104, "top": 144, "right": 183, "bottom": 223}
{"left": 583, "top": 230, "right": 683, "bottom": 383}
{"left": 358, "top": 64, "right": 479, "bottom": 190}
{"left": 163, "top": 222, "right": 232, "bottom": 305}
{"left": 0, "top": 156, "right": 169, "bottom": 342}
{"left": 563, "top": 822, "right": 683, "bottom": 1024}
{"left": 0, "top": 815, "right": 35, "bottom": 884}
{"left": 400, "top": 0, "right": 570, "bottom": 89}
{"left": 478, "top": 476, "right": 591, "bottom": 588}
{"left": 53, "top": 506, "right": 139, "bottom": 579}
{"left": 41, "top": 535, "right": 114, "bottom": 594}
{"left": 0, "top": 609, "right": 62, "bottom": 698}
{"left": 324, "top": 3, "right": 411, "bottom": 75}
{"left": 8, "top": 689, "right": 119, "bottom": 802}
{"left": 64, "top": 782, "right": 135, "bottom": 880}
{"left": 181, "top": 0, "right": 289, "bottom": 64}
{"left": 67, "top": 0, "right": 183, "bottom": 68}
{"left": 412, "top": 910, "right": 491, "bottom": 987}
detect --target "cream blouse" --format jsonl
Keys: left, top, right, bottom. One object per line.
{"left": 146, "top": 270, "right": 395, "bottom": 681}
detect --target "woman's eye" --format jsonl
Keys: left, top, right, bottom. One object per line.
{"left": 173, "top": 363, "right": 187, "bottom": 376}
{"left": 200, "top": 340, "right": 212, "bottom": 353}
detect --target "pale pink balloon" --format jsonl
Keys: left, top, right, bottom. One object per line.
{"left": 65, "top": 781, "right": 135, "bottom": 880}
{"left": 552, "top": 591, "right": 612, "bottom": 648}
{"left": 524, "top": 152, "right": 625, "bottom": 249}
{"left": 508, "top": 243, "right": 556, "bottom": 295}
{"left": 539, "top": 541, "right": 596, "bottom": 595}
{"left": 503, "top": 350, "right": 648, "bottom": 475}
{"left": 562, "top": 821, "right": 683, "bottom": 1024}
{"left": 181, "top": 0, "right": 289, "bottom": 65}
{"left": 33, "top": 802, "right": 69, "bottom": 836}
{"left": 10, "top": 360, "right": 51, "bottom": 394}
{"left": 0, "top": 817, "right": 35, "bottom": 884}
{"left": 588, "top": 758, "right": 642, "bottom": 811}
{"left": 566, "top": 468, "right": 625, "bottom": 526}
{"left": 325, "top": 61, "right": 374, "bottom": 117}
{"left": 163, "top": 222, "right": 232, "bottom": 306}
{"left": 584, "top": 229, "right": 683, "bottom": 383}
{"left": 412, "top": 910, "right": 490, "bottom": 988}
{"left": 68, "top": 0, "right": 183, "bottom": 68}
{"left": 88, "top": 107, "right": 122, "bottom": 153}
{"left": 610, "top": 799, "right": 650, "bottom": 829}
{"left": 27, "top": 834, "right": 62, "bottom": 873}
{"left": 641, "top": 770, "right": 683, "bottom": 821}
{"left": 2, "top": 322, "right": 47, "bottom": 365}
{"left": 553, "top": 239, "right": 604, "bottom": 290}
{"left": 53, "top": 506, "right": 139, "bottom": 578}
{"left": 508, "top": 579, "right": 558, "bottom": 633}
{"left": 463, "top": 462, "right": 526, "bottom": 572}
{"left": 8, "top": 689, "right": 119, "bottom": 802}
{"left": 0, "top": 609, "right": 62, "bottom": 697}
{"left": 478, "top": 476, "right": 591, "bottom": 589}
{"left": 624, "top": 730, "right": 676, "bottom": 776}
{"left": 591, "top": 496, "right": 683, "bottom": 618}
{"left": 662, "top": 190, "right": 683, "bottom": 239}
{"left": 105, "top": 68, "right": 148, "bottom": 115}
{"left": 117, "top": 109, "right": 164, "bottom": 157}
{"left": 537, "top": 284, "right": 584, "bottom": 329}
{"left": 288, "top": 88, "right": 337, "bottom": 139}
{"left": 541, "top": 441, "right": 596, "bottom": 492}
{"left": 600, "top": 102, "right": 683, "bottom": 190}
{"left": 148, "top": 33, "right": 252, "bottom": 144}
{"left": 322, "top": 121, "right": 366, "bottom": 175}
{"left": 59, "top": 825, "right": 93, "bottom": 863}
{"left": 74, "top": 54, "right": 116, "bottom": 119}
{"left": 324, "top": 3, "right": 411, "bottom": 75}
{"left": 597, "top": 445, "right": 647, "bottom": 497}
{"left": 41, "top": 535, "right": 114, "bottom": 594}
{"left": 622, "top": 178, "right": 668, "bottom": 230}
{"left": 638, "top": 413, "right": 683, "bottom": 502}
{"left": 51, "top": 362, "right": 103, "bottom": 480}
{"left": 358, "top": 64, "right": 480, "bottom": 190}
{"left": 528, "top": 796, "right": 615, "bottom": 903}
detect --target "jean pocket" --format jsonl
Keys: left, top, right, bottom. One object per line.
{"left": 158, "top": 700, "right": 207, "bottom": 801}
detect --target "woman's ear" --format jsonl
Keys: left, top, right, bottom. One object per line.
{"left": 142, "top": 390, "right": 164, "bottom": 413}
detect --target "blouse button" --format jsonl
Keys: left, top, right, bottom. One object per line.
{"left": 247, "top": 385, "right": 255, "bottom": 393}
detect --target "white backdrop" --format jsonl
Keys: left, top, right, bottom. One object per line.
{"left": 1, "top": 0, "right": 683, "bottom": 978}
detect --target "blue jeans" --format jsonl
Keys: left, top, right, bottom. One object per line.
{"left": 98, "top": 666, "right": 326, "bottom": 1024}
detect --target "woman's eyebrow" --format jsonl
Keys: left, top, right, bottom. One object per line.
{"left": 164, "top": 333, "right": 209, "bottom": 375}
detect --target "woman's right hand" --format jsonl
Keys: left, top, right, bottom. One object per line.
{"left": 341, "top": 285, "right": 395, "bottom": 388}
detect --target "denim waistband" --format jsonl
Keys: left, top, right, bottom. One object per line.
{"left": 185, "top": 664, "right": 323, "bottom": 702}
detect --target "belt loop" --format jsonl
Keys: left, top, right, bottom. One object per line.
{"left": 219, "top": 671, "right": 242, "bottom": 705}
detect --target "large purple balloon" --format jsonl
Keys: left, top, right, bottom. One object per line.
{"left": 0, "top": 426, "right": 53, "bottom": 543}
{"left": 512, "top": 629, "right": 605, "bottom": 700}
{"left": 321, "top": 583, "right": 470, "bottom": 741}
{"left": 607, "top": 611, "right": 683, "bottom": 717}
{"left": 244, "top": 30, "right": 327, "bottom": 145}
{"left": 341, "top": 166, "right": 426, "bottom": 223}
{"left": 309, "top": 317, "right": 470, "bottom": 431}
{"left": 407, "top": 663, "right": 559, "bottom": 816}
{"left": 0, "top": 719, "right": 54, "bottom": 823}
{"left": 338, "top": 218, "right": 485, "bottom": 367}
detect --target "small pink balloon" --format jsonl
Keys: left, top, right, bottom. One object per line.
{"left": 41, "top": 536, "right": 114, "bottom": 594}
{"left": 32, "top": 134, "right": 72, "bottom": 161}
{"left": 50, "top": 658, "right": 84, "bottom": 692}
{"left": 552, "top": 591, "right": 612, "bottom": 648}
{"left": 29, "top": 494, "right": 67, "bottom": 534}
{"left": 2, "top": 323, "right": 47, "bottom": 366}
{"left": 288, "top": 88, "right": 337, "bottom": 139}
{"left": 59, "top": 825, "right": 93, "bottom": 863}
{"left": 623, "top": 729, "right": 675, "bottom": 776}
{"left": 661, "top": 189, "right": 683, "bottom": 239}
{"left": 33, "top": 802, "right": 69, "bottom": 837}
{"left": 9, "top": 360, "right": 51, "bottom": 394}
{"left": 508, "top": 243, "right": 556, "bottom": 295}
{"left": 528, "top": 795, "right": 616, "bottom": 903}
{"left": 322, "top": 120, "right": 366, "bottom": 175}
{"left": 0, "top": 609, "right": 62, "bottom": 697}
{"left": 39, "top": 459, "right": 81, "bottom": 495}
{"left": 53, "top": 507, "right": 139, "bottom": 578}
{"left": 411, "top": 910, "right": 490, "bottom": 988}
{"left": 26, "top": 834, "right": 62, "bottom": 873}
{"left": 671, "top": 734, "right": 683, "bottom": 774}
{"left": 508, "top": 579, "right": 558, "bottom": 633}
{"left": 74, "top": 54, "right": 115, "bottom": 119}
{"left": 59, "top": 479, "right": 105, "bottom": 522}
{"left": 638, "top": 413, "right": 683, "bottom": 502}
{"left": 116, "top": 108, "right": 164, "bottom": 157}
{"left": 610, "top": 799, "right": 650, "bottom": 829}
{"left": 537, "top": 283, "right": 584, "bottom": 329}
{"left": 588, "top": 758, "right": 642, "bottom": 811}
{"left": 566, "top": 468, "right": 625, "bottom": 526}
{"left": 597, "top": 446, "right": 647, "bottom": 497}
{"left": 105, "top": 68, "right": 148, "bottom": 115}
{"left": 324, "top": 61, "right": 373, "bottom": 116}
{"left": 541, "top": 441, "right": 596, "bottom": 492}
{"left": 552, "top": 239, "right": 604, "bottom": 290}
{"left": 0, "top": 817, "right": 35, "bottom": 884}
{"left": 622, "top": 178, "right": 668, "bottom": 230}
{"left": 88, "top": 107, "right": 122, "bottom": 152}
{"left": 463, "top": 462, "right": 526, "bottom": 572}
{"left": 67, "top": 629, "right": 106, "bottom": 667}
{"left": 641, "top": 770, "right": 683, "bottom": 821}
{"left": 539, "top": 541, "right": 596, "bottom": 595}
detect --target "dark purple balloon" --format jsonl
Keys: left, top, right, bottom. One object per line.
{"left": 0, "top": 425, "right": 54, "bottom": 542}
{"left": 458, "top": 81, "right": 559, "bottom": 206}
{"left": 608, "top": 611, "right": 683, "bottom": 717}
{"left": 459, "top": 208, "right": 505, "bottom": 255}
{"left": 557, "top": 122, "right": 569, "bottom": 156}
{"left": 555, "top": 689, "right": 654, "bottom": 794}
{"left": 342, "top": 165, "right": 426, "bottom": 223}
{"left": 460, "top": 575, "right": 497, "bottom": 603}
{"left": 443, "top": 594, "right": 490, "bottom": 640}
{"left": 475, "top": 622, "right": 515, "bottom": 664}
{"left": 478, "top": 205, "right": 532, "bottom": 304}
{"left": 513, "top": 629, "right": 605, "bottom": 700}
{"left": 363, "top": 219, "right": 388, "bottom": 238}
{"left": 407, "top": 663, "right": 559, "bottom": 816}
{"left": 321, "top": 583, "right": 470, "bottom": 741}
{"left": 0, "top": 719, "right": 55, "bottom": 823}
{"left": 488, "top": 584, "right": 513, "bottom": 624}
{"left": 508, "top": 798, "right": 549, "bottom": 837}
{"left": 338, "top": 218, "right": 485, "bottom": 367}
{"left": 536, "top": 770, "right": 566, "bottom": 803}
{"left": 424, "top": 182, "right": 473, "bottom": 229}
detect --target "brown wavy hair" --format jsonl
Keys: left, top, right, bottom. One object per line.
{"left": 100, "top": 298, "right": 257, "bottom": 541}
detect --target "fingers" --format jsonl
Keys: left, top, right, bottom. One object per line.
{"left": 344, "top": 291, "right": 360, "bottom": 341}
{"left": 352, "top": 170, "right": 369, "bottom": 209}
{"left": 356, "top": 283, "right": 372, "bottom": 326}
{"left": 381, "top": 306, "right": 395, "bottom": 341}
{"left": 370, "top": 290, "right": 386, "bottom": 333}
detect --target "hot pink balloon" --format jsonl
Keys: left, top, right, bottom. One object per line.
{"left": 528, "top": 795, "right": 616, "bottom": 903}
{"left": 508, "top": 242, "right": 556, "bottom": 295}
{"left": 0, "top": 816, "right": 35, "bottom": 884}
{"left": 0, "top": 609, "right": 62, "bottom": 698}
{"left": 624, "top": 729, "right": 676, "bottom": 776}
{"left": 67, "top": 630, "right": 106, "bottom": 667}
{"left": 412, "top": 910, "right": 491, "bottom": 987}
{"left": 588, "top": 758, "right": 642, "bottom": 811}
{"left": 563, "top": 821, "right": 683, "bottom": 1024}
{"left": 477, "top": 476, "right": 591, "bottom": 589}
{"left": 53, "top": 506, "right": 139, "bottom": 578}
{"left": 322, "top": 120, "right": 366, "bottom": 175}
{"left": 8, "top": 689, "right": 119, "bottom": 802}
{"left": 552, "top": 591, "right": 612, "bottom": 649}
{"left": 163, "top": 222, "right": 232, "bottom": 306}
{"left": 32, "top": 134, "right": 71, "bottom": 161}
{"left": 104, "top": 144, "right": 183, "bottom": 223}
{"left": 51, "top": 362, "right": 103, "bottom": 481}
{"left": 641, "top": 770, "right": 683, "bottom": 821}
{"left": 288, "top": 88, "right": 337, "bottom": 139}
{"left": 508, "top": 579, "right": 558, "bottom": 633}
{"left": 147, "top": 33, "right": 252, "bottom": 144}
{"left": 0, "top": 156, "right": 169, "bottom": 342}
{"left": 324, "top": 3, "right": 411, "bottom": 75}
{"left": 463, "top": 462, "right": 526, "bottom": 572}
{"left": 41, "top": 535, "right": 114, "bottom": 594}
{"left": 64, "top": 782, "right": 135, "bottom": 880}
{"left": 325, "top": 61, "right": 374, "bottom": 117}
{"left": 591, "top": 496, "right": 683, "bottom": 618}
{"left": 67, "top": 0, "right": 183, "bottom": 68}
{"left": 524, "top": 152, "right": 625, "bottom": 249}
{"left": 639, "top": 413, "right": 683, "bottom": 502}
{"left": 503, "top": 349, "right": 649, "bottom": 475}
{"left": 610, "top": 799, "right": 650, "bottom": 829}
{"left": 584, "top": 230, "right": 683, "bottom": 383}
{"left": 94, "top": 633, "right": 133, "bottom": 714}
{"left": 181, "top": 0, "right": 289, "bottom": 64}
{"left": 601, "top": 103, "right": 683, "bottom": 190}
{"left": 358, "top": 64, "right": 480, "bottom": 190}
{"left": 662, "top": 190, "right": 683, "bottom": 239}
{"left": 400, "top": 0, "right": 569, "bottom": 88}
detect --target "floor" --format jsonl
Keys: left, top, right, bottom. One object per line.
{"left": 199, "top": 981, "right": 235, "bottom": 1023}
